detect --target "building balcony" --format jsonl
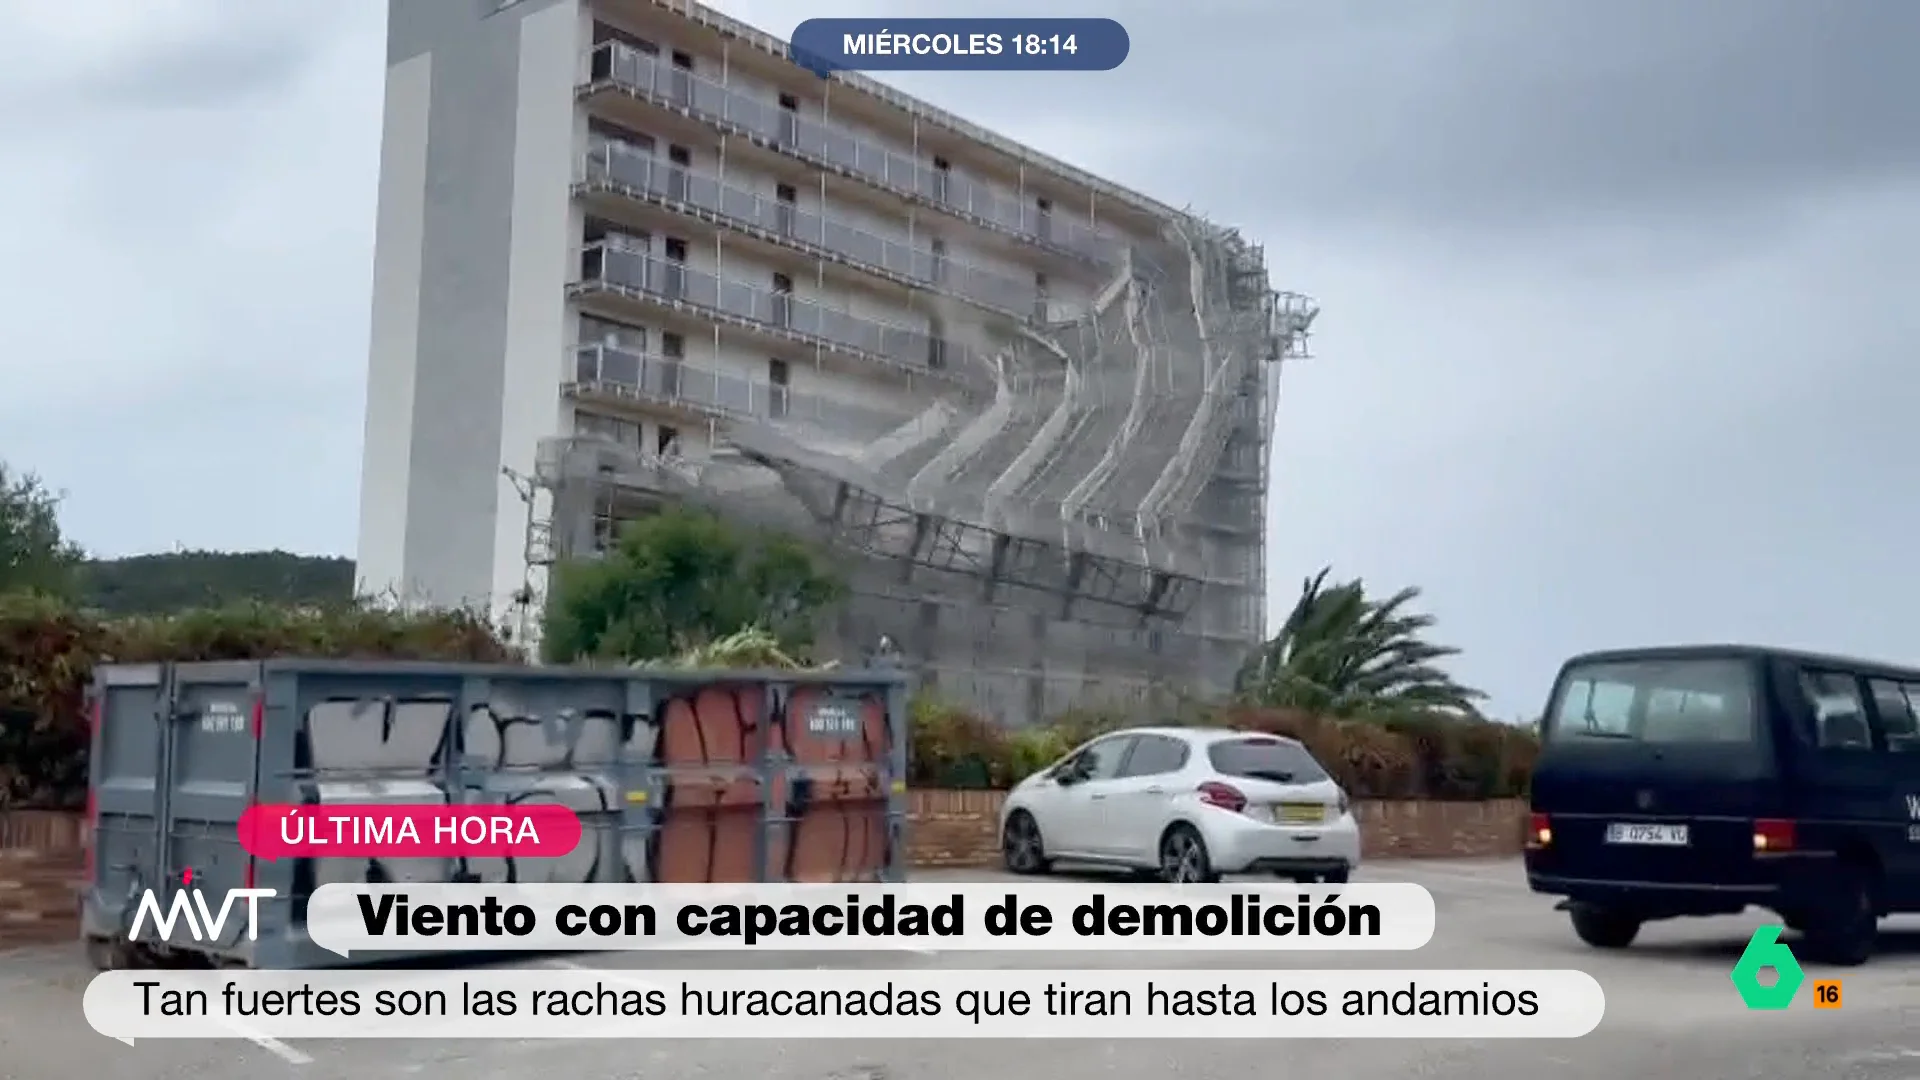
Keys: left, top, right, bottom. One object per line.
{"left": 583, "top": 41, "right": 1125, "bottom": 269}
{"left": 579, "top": 143, "right": 1044, "bottom": 321}
{"left": 567, "top": 342, "right": 909, "bottom": 438}
{"left": 572, "top": 241, "right": 983, "bottom": 384}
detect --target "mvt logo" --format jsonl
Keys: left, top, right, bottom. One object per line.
{"left": 126, "top": 867, "right": 274, "bottom": 944}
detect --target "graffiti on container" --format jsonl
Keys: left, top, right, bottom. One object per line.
{"left": 462, "top": 687, "right": 655, "bottom": 886}
{"left": 296, "top": 693, "right": 656, "bottom": 893}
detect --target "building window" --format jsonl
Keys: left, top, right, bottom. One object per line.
{"left": 930, "top": 237, "right": 947, "bottom": 284}
{"left": 668, "top": 50, "right": 693, "bottom": 104}
{"left": 656, "top": 424, "right": 680, "bottom": 456}
{"left": 1033, "top": 272, "right": 1049, "bottom": 321}
{"left": 775, "top": 183, "right": 797, "bottom": 237}
{"left": 660, "top": 332, "right": 685, "bottom": 396}
{"left": 590, "top": 21, "right": 656, "bottom": 79}
{"left": 586, "top": 117, "right": 654, "bottom": 169}
{"left": 1035, "top": 196, "right": 1053, "bottom": 241}
{"left": 932, "top": 157, "right": 951, "bottom": 202}
{"left": 777, "top": 93, "right": 799, "bottom": 145}
{"left": 768, "top": 358, "right": 790, "bottom": 418}
{"left": 771, "top": 273, "right": 793, "bottom": 327}
{"left": 665, "top": 145, "right": 691, "bottom": 202}
{"left": 661, "top": 237, "right": 688, "bottom": 297}
{"left": 927, "top": 316, "right": 947, "bottom": 370}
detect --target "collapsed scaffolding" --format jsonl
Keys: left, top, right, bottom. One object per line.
{"left": 524, "top": 214, "right": 1316, "bottom": 727}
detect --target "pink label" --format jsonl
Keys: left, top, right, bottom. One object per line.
{"left": 236, "top": 804, "right": 582, "bottom": 861}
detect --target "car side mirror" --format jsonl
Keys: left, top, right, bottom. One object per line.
{"left": 1050, "top": 760, "right": 1085, "bottom": 785}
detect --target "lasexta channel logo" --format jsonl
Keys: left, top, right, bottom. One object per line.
{"left": 1729, "top": 926, "right": 1802, "bottom": 1009}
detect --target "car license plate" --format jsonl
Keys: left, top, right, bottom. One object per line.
{"left": 1605, "top": 823, "right": 1688, "bottom": 846}
{"left": 1277, "top": 803, "right": 1326, "bottom": 824}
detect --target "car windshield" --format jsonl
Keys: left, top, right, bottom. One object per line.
{"left": 1208, "top": 738, "right": 1328, "bottom": 783}
{"left": 1546, "top": 657, "right": 1757, "bottom": 745}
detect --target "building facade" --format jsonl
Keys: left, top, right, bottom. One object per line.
{"left": 356, "top": 0, "right": 1315, "bottom": 724}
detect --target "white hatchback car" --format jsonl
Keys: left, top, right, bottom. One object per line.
{"left": 998, "top": 727, "right": 1361, "bottom": 883}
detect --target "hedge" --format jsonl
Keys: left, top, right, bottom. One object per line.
{"left": 906, "top": 696, "right": 1538, "bottom": 800}
{"left": 0, "top": 597, "right": 1537, "bottom": 809}
{"left": 0, "top": 595, "right": 515, "bottom": 810}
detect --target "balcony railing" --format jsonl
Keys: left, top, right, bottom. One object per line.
{"left": 570, "top": 342, "right": 909, "bottom": 436}
{"left": 581, "top": 143, "right": 1042, "bottom": 318}
{"left": 576, "top": 242, "right": 982, "bottom": 374}
{"left": 587, "top": 41, "right": 1125, "bottom": 266}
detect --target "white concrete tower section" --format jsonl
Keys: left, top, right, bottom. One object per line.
{"left": 356, "top": 0, "right": 585, "bottom": 615}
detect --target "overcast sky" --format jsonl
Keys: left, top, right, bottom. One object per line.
{"left": 2, "top": 0, "right": 1915, "bottom": 716}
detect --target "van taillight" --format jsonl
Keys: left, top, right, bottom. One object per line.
{"left": 1753, "top": 819, "right": 1795, "bottom": 852}
{"left": 1527, "top": 812, "right": 1552, "bottom": 848}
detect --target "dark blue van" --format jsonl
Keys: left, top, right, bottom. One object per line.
{"left": 1525, "top": 645, "right": 1920, "bottom": 965}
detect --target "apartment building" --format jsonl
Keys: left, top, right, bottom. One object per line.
{"left": 356, "top": 0, "right": 1314, "bottom": 721}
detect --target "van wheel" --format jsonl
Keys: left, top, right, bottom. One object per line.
{"left": 1569, "top": 905, "right": 1642, "bottom": 949}
{"left": 1800, "top": 866, "right": 1877, "bottom": 966}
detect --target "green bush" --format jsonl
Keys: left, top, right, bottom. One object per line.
{"left": 910, "top": 696, "right": 1537, "bottom": 799}
{"left": 0, "top": 598, "right": 515, "bottom": 810}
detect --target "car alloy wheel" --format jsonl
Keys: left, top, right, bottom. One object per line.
{"left": 1002, "top": 812, "right": 1047, "bottom": 874}
{"left": 1160, "top": 827, "right": 1214, "bottom": 884}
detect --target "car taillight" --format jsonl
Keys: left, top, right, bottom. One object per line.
{"left": 1528, "top": 812, "right": 1552, "bottom": 848}
{"left": 1753, "top": 818, "right": 1795, "bottom": 852}
{"left": 1198, "top": 781, "right": 1247, "bottom": 813}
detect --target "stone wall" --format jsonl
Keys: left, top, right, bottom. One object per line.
{"left": 0, "top": 796, "right": 1528, "bottom": 948}
{"left": 905, "top": 790, "right": 1530, "bottom": 868}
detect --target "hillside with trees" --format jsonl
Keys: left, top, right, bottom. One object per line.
{"left": 75, "top": 551, "right": 353, "bottom": 615}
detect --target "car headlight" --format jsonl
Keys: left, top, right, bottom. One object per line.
{"left": 1337, "top": 790, "right": 1350, "bottom": 816}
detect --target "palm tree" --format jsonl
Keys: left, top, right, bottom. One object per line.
{"left": 1235, "top": 567, "right": 1486, "bottom": 719}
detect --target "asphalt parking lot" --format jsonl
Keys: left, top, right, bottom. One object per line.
{"left": 5, "top": 858, "right": 1918, "bottom": 1080}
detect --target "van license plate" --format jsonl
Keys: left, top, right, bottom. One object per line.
{"left": 1606, "top": 823, "right": 1689, "bottom": 846}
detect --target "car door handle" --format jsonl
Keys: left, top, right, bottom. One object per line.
{"left": 1143, "top": 786, "right": 1165, "bottom": 794}
{"left": 1089, "top": 793, "right": 1108, "bottom": 800}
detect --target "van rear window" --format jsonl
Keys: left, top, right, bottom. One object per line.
{"left": 1546, "top": 658, "right": 1757, "bottom": 745}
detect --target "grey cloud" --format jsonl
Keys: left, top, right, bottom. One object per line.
{"left": 840, "top": 0, "right": 1920, "bottom": 237}
{"left": 87, "top": 29, "right": 313, "bottom": 110}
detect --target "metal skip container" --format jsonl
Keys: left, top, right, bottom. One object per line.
{"left": 81, "top": 659, "right": 910, "bottom": 969}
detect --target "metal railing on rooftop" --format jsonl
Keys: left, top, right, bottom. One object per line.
{"left": 588, "top": 41, "right": 1126, "bottom": 267}
{"left": 582, "top": 143, "right": 1042, "bottom": 319}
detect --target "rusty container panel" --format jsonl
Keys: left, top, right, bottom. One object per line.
{"left": 80, "top": 659, "right": 909, "bottom": 969}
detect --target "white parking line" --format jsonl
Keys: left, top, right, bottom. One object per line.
{"left": 1367, "top": 863, "right": 1528, "bottom": 888}
{"left": 217, "top": 1015, "right": 313, "bottom": 1066}
{"left": 539, "top": 957, "right": 673, "bottom": 994}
